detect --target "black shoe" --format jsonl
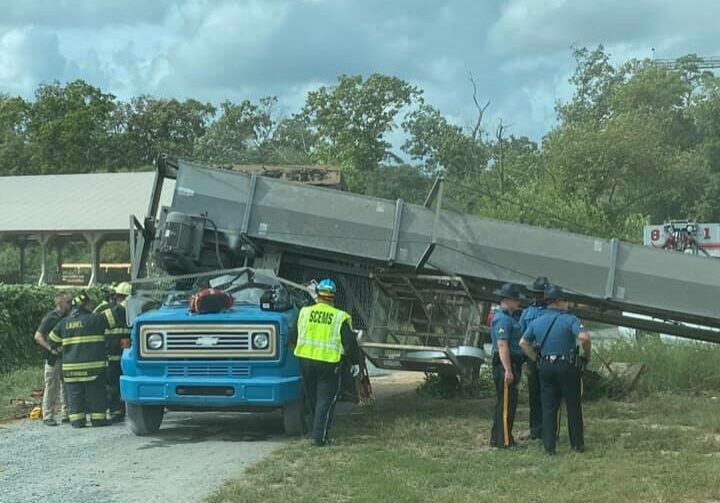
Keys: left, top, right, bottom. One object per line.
{"left": 61, "top": 417, "right": 69, "bottom": 424}
{"left": 110, "top": 415, "right": 125, "bottom": 424}
{"left": 43, "top": 418, "right": 58, "bottom": 427}
{"left": 71, "top": 421, "right": 86, "bottom": 429}
{"left": 91, "top": 419, "right": 110, "bottom": 427}
{"left": 571, "top": 446, "right": 585, "bottom": 453}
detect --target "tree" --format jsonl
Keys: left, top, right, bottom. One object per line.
{"left": 402, "top": 103, "right": 488, "bottom": 177}
{"left": 303, "top": 74, "right": 421, "bottom": 171}
{"left": 123, "top": 96, "right": 215, "bottom": 166}
{"left": 0, "top": 95, "right": 32, "bottom": 175}
{"left": 28, "top": 80, "right": 119, "bottom": 174}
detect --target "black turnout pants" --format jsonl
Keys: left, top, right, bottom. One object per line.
{"left": 490, "top": 356, "right": 523, "bottom": 448}
{"left": 66, "top": 375, "right": 108, "bottom": 427}
{"left": 538, "top": 359, "right": 584, "bottom": 453}
{"left": 300, "top": 358, "right": 342, "bottom": 446}
{"left": 526, "top": 359, "right": 543, "bottom": 439}
{"left": 106, "top": 361, "right": 124, "bottom": 418}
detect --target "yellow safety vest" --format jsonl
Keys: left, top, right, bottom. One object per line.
{"left": 294, "top": 302, "right": 351, "bottom": 363}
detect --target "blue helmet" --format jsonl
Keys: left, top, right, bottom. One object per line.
{"left": 317, "top": 279, "right": 337, "bottom": 296}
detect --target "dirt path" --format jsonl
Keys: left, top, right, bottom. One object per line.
{"left": 0, "top": 411, "right": 285, "bottom": 503}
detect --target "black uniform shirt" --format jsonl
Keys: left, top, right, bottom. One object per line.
{"left": 37, "top": 309, "right": 65, "bottom": 365}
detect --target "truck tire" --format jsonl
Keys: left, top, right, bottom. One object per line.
{"left": 282, "top": 398, "right": 305, "bottom": 436}
{"left": 127, "top": 403, "right": 164, "bottom": 436}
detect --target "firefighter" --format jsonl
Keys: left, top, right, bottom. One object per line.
{"left": 103, "top": 282, "right": 132, "bottom": 422}
{"left": 520, "top": 276, "right": 550, "bottom": 440}
{"left": 294, "top": 279, "right": 361, "bottom": 446}
{"left": 489, "top": 283, "right": 525, "bottom": 448}
{"left": 93, "top": 285, "right": 115, "bottom": 314}
{"left": 48, "top": 290, "right": 121, "bottom": 428}
{"left": 520, "top": 285, "right": 591, "bottom": 454}
{"left": 33, "top": 291, "right": 71, "bottom": 426}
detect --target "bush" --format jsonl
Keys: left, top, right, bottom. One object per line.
{"left": 0, "top": 284, "right": 109, "bottom": 374}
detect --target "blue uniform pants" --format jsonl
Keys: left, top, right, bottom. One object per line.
{"left": 538, "top": 359, "right": 584, "bottom": 453}
{"left": 526, "top": 359, "right": 543, "bottom": 438}
{"left": 490, "top": 356, "right": 523, "bottom": 448}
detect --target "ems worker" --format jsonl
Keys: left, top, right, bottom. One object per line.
{"left": 519, "top": 276, "right": 550, "bottom": 440}
{"left": 48, "top": 290, "right": 121, "bottom": 428}
{"left": 103, "top": 282, "right": 132, "bottom": 422}
{"left": 33, "top": 291, "right": 71, "bottom": 426}
{"left": 520, "top": 285, "right": 591, "bottom": 454}
{"left": 294, "top": 279, "right": 361, "bottom": 446}
{"left": 489, "top": 283, "right": 525, "bottom": 449}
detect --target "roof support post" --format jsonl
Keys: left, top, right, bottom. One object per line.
{"left": 37, "top": 233, "right": 51, "bottom": 286}
{"left": 18, "top": 238, "right": 27, "bottom": 284}
{"left": 84, "top": 232, "right": 104, "bottom": 286}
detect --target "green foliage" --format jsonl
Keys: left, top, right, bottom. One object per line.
{"left": 596, "top": 338, "right": 720, "bottom": 395}
{"left": 0, "top": 284, "right": 109, "bottom": 374}
{"left": 303, "top": 74, "right": 421, "bottom": 172}
{"left": 0, "top": 285, "right": 57, "bottom": 374}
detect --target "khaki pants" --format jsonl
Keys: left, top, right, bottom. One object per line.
{"left": 42, "top": 361, "right": 67, "bottom": 421}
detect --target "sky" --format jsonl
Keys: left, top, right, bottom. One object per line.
{"left": 1, "top": 0, "right": 719, "bottom": 140}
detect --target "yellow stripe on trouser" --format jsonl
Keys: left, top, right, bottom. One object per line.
{"left": 503, "top": 380, "right": 510, "bottom": 447}
{"left": 68, "top": 412, "right": 85, "bottom": 422}
{"left": 108, "top": 355, "right": 121, "bottom": 362}
{"left": 90, "top": 413, "right": 106, "bottom": 421}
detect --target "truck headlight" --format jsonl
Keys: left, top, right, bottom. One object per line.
{"left": 147, "top": 333, "right": 164, "bottom": 350}
{"left": 252, "top": 332, "right": 269, "bottom": 350}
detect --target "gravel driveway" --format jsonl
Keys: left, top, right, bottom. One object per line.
{"left": 0, "top": 411, "right": 285, "bottom": 503}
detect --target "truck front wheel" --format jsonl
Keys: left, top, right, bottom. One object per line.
{"left": 127, "top": 403, "right": 164, "bottom": 436}
{"left": 282, "top": 398, "right": 305, "bottom": 436}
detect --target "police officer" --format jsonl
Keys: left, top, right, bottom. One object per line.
{"left": 520, "top": 285, "right": 591, "bottom": 454}
{"left": 33, "top": 291, "right": 71, "bottom": 426}
{"left": 520, "top": 276, "right": 550, "bottom": 440}
{"left": 294, "top": 279, "right": 361, "bottom": 446}
{"left": 489, "top": 283, "right": 525, "bottom": 449}
{"left": 103, "top": 282, "right": 132, "bottom": 422}
{"left": 48, "top": 290, "right": 122, "bottom": 428}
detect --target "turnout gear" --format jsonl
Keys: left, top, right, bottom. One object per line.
{"left": 114, "top": 282, "right": 132, "bottom": 297}
{"left": 96, "top": 301, "right": 130, "bottom": 421}
{"left": 49, "top": 304, "right": 120, "bottom": 427}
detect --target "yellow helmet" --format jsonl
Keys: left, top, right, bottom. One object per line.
{"left": 115, "top": 282, "right": 132, "bottom": 297}
{"left": 30, "top": 407, "right": 42, "bottom": 419}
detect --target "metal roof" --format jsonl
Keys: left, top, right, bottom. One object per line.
{"left": 0, "top": 171, "right": 174, "bottom": 234}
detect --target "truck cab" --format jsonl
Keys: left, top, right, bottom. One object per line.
{"left": 120, "top": 269, "right": 311, "bottom": 436}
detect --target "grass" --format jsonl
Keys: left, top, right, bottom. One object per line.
{"left": 0, "top": 366, "right": 44, "bottom": 421}
{"left": 209, "top": 339, "right": 720, "bottom": 503}
{"left": 209, "top": 391, "right": 720, "bottom": 503}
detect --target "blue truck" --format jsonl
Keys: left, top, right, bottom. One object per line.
{"left": 121, "top": 269, "right": 312, "bottom": 435}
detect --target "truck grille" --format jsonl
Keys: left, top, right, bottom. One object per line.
{"left": 139, "top": 324, "right": 277, "bottom": 359}
{"left": 167, "top": 364, "right": 250, "bottom": 378}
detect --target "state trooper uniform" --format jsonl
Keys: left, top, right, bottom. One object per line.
{"left": 49, "top": 290, "right": 121, "bottom": 428}
{"left": 521, "top": 286, "right": 588, "bottom": 454}
{"left": 519, "top": 276, "right": 550, "bottom": 440}
{"left": 489, "top": 283, "right": 525, "bottom": 449}
{"left": 294, "top": 279, "right": 361, "bottom": 446}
